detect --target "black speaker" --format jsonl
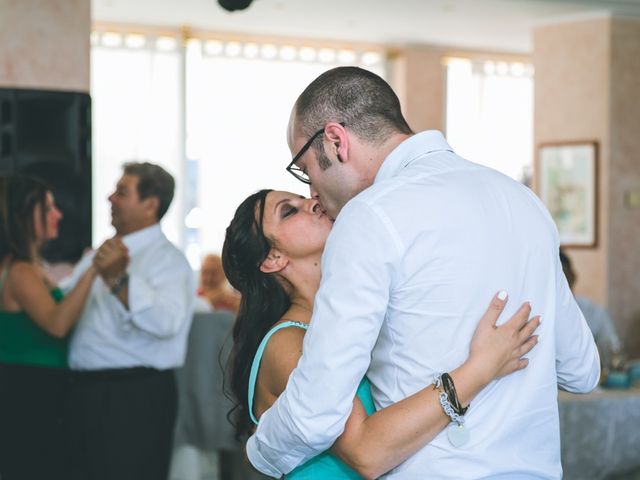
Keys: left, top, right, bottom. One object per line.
{"left": 218, "top": 0, "right": 254, "bottom": 11}
{"left": 0, "top": 88, "right": 92, "bottom": 263}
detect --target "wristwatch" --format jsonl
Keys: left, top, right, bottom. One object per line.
{"left": 110, "top": 272, "right": 129, "bottom": 295}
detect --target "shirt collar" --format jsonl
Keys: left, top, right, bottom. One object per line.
{"left": 375, "top": 130, "right": 453, "bottom": 184}
{"left": 121, "top": 224, "right": 164, "bottom": 255}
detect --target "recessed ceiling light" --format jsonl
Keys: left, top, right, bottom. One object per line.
{"left": 279, "top": 46, "right": 297, "bottom": 61}
{"left": 225, "top": 42, "right": 242, "bottom": 57}
{"left": 156, "top": 36, "right": 177, "bottom": 51}
{"left": 102, "top": 32, "right": 122, "bottom": 48}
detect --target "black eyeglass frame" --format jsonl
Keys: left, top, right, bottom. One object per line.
{"left": 286, "top": 122, "right": 346, "bottom": 184}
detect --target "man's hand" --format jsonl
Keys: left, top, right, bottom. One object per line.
{"left": 93, "top": 237, "right": 129, "bottom": 285}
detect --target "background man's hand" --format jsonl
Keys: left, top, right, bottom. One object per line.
{"left": 93, "top": 237, "right": 129, "bottom": 284}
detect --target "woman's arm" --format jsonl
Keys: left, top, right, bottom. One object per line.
{"left": 331, "top": 294, "right": 539, "bottom": 479}
{"left": 8, "top": 261, "right": 97, "bottom": 338}
{"left": 257, "top": 294, "right": 539, "bottom": 480}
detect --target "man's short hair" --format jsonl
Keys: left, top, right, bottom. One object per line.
{"left": 123, "top": 162, "right": 175, "bottom": 221}
{"left": 294, "top": 66, "right": 413, "bottom": 146}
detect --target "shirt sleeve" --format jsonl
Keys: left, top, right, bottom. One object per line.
{"left": 120, "top": 248, "right": 195, "bottom": 339}
{"left": 59, "top": 252, "right": 94, "bottom": 293}
{"left": 554, "top": 254, "right": 601, "bottom": 393}
{"left": 246, "top": 199, "right": 402, "bottom": 476}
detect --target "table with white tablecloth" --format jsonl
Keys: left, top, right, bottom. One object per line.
{"left": 559, "top": 387, "right": 640, "bottom": 480}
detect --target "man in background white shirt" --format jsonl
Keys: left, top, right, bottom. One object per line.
{"left": 247, "top": 67, "right": 600, "bottom": 479}
{"left": 65, "top": 162, "right": 194, "bottom": 480}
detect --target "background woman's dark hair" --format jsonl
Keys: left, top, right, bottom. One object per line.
{"left": 0, "top": 175, "right": 49, "bottom": 263}
{"left": 221, "top": 189, "right": 292, "bottom": 439}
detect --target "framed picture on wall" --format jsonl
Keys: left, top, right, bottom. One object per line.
{"left": 537, "top": 141, "right": 598, "bottom": 248}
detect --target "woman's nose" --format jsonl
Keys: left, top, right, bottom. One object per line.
{"left": 306, "top": 198, "right": 321, "bottom": 214}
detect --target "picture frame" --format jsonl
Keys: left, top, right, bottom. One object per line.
{"left": 537, "top": 141, "right": 598, "bottom": 248}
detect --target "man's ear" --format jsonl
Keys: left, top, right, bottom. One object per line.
{"left": 143, "top": 196, "right": 160, "bottom": 219}
{"left": 259, "top": 250, "right": 289, "bottom": 274}
{"left": 324, "top": 122, "right": 349, "bottom": 163}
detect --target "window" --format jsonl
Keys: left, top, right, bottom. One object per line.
{"left": 445, "top": 57, "right": 534, "bottom": 183}
{"left": 91, "top": 30, "right": 386, "bottom": 266}
{"left": 91, "top": 32, "right": 183, "bottom": 246}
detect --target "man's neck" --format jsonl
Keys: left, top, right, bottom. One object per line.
{"left": 117, "top": 220, "right": 158, "bottom": 237}
{"left": 360, "top": 132, "right": 413, "bottom": 189}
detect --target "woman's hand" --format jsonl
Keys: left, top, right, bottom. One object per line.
{"left": 93, "top": 237, "right": 129, "bottom": 283}
{"left": 467, "top": 291, "right": 540, "bottom": 386}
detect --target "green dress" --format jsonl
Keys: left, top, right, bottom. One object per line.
{"left": 248, "top": 321, "right": 376, "bottom": 479}
{"left": 0, "top": 270, "right": 70, "bottom": 479}
{"left": 0, "top": 267, "right": 67, "bottom": 368}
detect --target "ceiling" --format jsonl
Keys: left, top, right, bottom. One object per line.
{"left": 92, "top": 0, "right": 640, "bottom": 53}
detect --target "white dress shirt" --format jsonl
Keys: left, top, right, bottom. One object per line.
{"left": 576, "top": 295, "right": 622, "bottom": 357}
{"left": 66, "top": 224, "right": 195, "bottom": 370}
{"left": 247, "top": 131, "right": 600, "bottom": 479}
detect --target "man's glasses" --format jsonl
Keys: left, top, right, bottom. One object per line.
{"left": 286, "top": 122, "right": 345, "bottom": 184}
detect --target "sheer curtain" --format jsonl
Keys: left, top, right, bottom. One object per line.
{"left": 445, "top": 58, "right": 533, "bottom": 183}
{"left": 91, "top": 33, "right": 184, "bottom": 247}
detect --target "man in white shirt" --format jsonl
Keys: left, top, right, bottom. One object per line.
{"left": 65, "top": 162, "right": 195, "bottom": 480}
{"left": 247, "top": 67, "right": 600, "bottom": 479}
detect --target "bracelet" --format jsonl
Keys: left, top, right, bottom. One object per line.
{"left": 438, "top": 390, "right": 465, "bottom": 425}
{"left": 433, "top": 374, "right": 465, "bottom": 425}
{"left": 434, "top": 372, "right": 472, "bottom": 448}
{"left": 441, "top": 372, "right": 470, "bottom": 415}
{"left": 110, "top": 272, "right": 129, "bottom": 295}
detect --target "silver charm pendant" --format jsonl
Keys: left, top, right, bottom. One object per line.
{"left": 447, "top": 424, "right": 470, "bottom": 447}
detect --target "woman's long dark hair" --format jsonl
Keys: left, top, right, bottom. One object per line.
{"left": 221, "top": 189, "right": 292, "bottom": 439}
{"left": 0, "top": 175, "right": 49, "bottom": 263}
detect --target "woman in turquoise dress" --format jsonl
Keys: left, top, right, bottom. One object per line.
{"left": 0, "top": 176, "right": 98, "bottom": 480}
{"left": 222, "top": 189, "right": 540, "bottom": 479}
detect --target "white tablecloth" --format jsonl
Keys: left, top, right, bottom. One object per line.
{"left": 559, "top": 387, "right": 640, "bottom": 480}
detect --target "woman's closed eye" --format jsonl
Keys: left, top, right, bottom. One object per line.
{"left": 281, "top": 205, "right": 298, "bottom": 218}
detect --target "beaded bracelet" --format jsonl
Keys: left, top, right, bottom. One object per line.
{"left": 433, "top": 374, "right": 465, "bottom": 425}
{"left": 433, "top": 372, "right": 471, "bottom": 447}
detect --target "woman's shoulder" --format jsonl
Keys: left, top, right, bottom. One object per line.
{"left": 262, "top": 321, "right": 307, "bottom": 361}
{"left": 6, "top": 260, "right": 40, "bottom": 283}
{"left": 259, "top": 321, "right": 308, "bottom": 396}
{"left": 6, "top": 261, "right": 56, "bottom": 299}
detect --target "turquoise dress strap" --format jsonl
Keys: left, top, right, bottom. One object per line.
{"left": 248, "top": 320, "right": 309, "bottom": 425}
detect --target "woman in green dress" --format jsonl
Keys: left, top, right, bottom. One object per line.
{"left": 0, "top": 175, "right": 98, "bottom": 480}
{"left": 222, "top": 189, "right": 540, "bottom": 479}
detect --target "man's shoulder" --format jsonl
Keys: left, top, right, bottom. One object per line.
{"left": 139, "top": 235, "right": 191, "bottom": 271}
